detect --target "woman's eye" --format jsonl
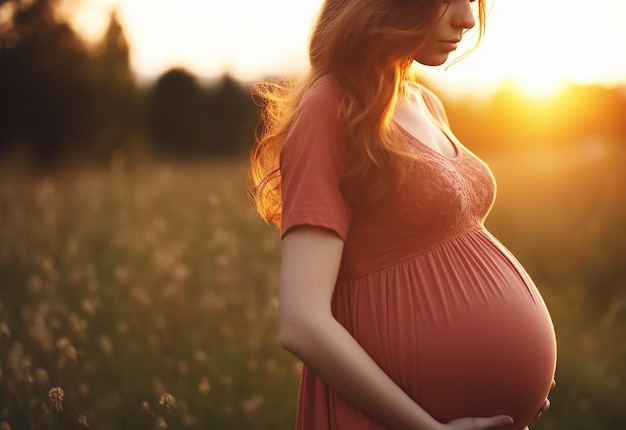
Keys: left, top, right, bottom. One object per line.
{"left": 443, "top": 0, "right": 476, "bottom": 4}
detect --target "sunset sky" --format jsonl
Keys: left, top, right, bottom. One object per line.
{"left": 70, "top": 0, "right": 626, "bottom": 97}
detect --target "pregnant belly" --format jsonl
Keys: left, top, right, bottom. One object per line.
{"left": 333, "top": 230, "right": 557, "bottom": 430}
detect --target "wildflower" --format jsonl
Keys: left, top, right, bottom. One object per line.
{"left": 99, "top": 335, "right": 113, "bottom": 356}
{"left": 159, "top": 393, "right": 176, "bottom": 411}
{"left": 219, "top": 374, "right": 233, "bottom": 387}
{"left": 264, "top": 359, "right": 278, "bottom": 375}
{"left": 130, "top": 286, "right": 152, "bottom": 307}
{"left": 242, "top": 394, "right": 264, "bottom": 415}
{"left": 155, "top": 416, "right": 168, "bottom": 429}
{"left": 80, "top": 299, "right": 95, "bottom": 316}
{"left": 215, "top": 254, "right": 228, "bottom": 267}
{"left": 176, "top": 361, "right": 189, "bottom": 376}
{"left": 152, "top": 378, "right": 165, "bottom": 394}
{"left": 114, "top": 265, "right": 130, "bottom": 284}
{"left": 193, "top": 349, "right": 207, "bottom": 363}
{"left": 41, "top": 256, "right": 57, "bottom": 280}
{"left": 48, "top": 386, "right": 65, "bottom": 412}
{"left": 0, "top": 322, "right": 10, "bottom": 340}
{"left": 56, "top": 337, "right": 78, "bottom": 364}
{"left": 69, "top": 314, "right": 89, "bottom": 336}
{"left": 30, "top": 315, "right": 52, "bottom": 351}
{"left": 198, "top": 377, "right": 210, "bottom": 395}
{"left": 78, "top": 382, "right": 90, "bottom": 398}
{"left": 141, "top": 401, "right": 151, "bottom": 414}
{"left": 34, "top": 368, "right": 49, "bottom": 386}
{"left": 78, "top": 414, "right": 89, "bottom": 428}
{"left": 116, "top": 321, "right": 128, "bottom": 334}
{"left": 27, "top": 274, "right": 43, "bottom": 296}
{"left": 173, "top": 263, "right": 189, "bottom": 282}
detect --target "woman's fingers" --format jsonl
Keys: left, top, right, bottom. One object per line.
{"left": 446, "top": 415, "right": 514, "bottom": 429}
{"left": 449, "top": 379, "right": 557, "bottom": 429}
{"left": 535, "top": 398, "right": 550, "bottom": 419}
{"left": 535, "top": 379, "right": 556, "bottom": 419}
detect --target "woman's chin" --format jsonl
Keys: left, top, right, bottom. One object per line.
{"left": 413, "top": 55, "right": 449, "bottom": 67}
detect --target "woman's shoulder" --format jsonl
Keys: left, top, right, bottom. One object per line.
{"left": 299, "top": 75, "right": 341, "bottom": 111}
{"left": 282, "top": 75, "right": 347, "bottom": 168}
{"left": 288, "top": 75, "right": 342, "bottom": 133}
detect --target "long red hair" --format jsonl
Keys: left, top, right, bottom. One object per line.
{"left": 249, "top": 0, "right": 487, "bottom": 225}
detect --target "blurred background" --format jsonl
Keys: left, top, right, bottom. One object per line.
{"left": 0, "top": 0, "right": 624, "bottom": 429}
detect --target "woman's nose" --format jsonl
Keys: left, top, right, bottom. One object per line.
{"left": 452, "top": 1, "right": 476, "bottom": 30}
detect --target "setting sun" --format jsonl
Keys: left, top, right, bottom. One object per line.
{"left": 417, "top": 0, "right": 626, "bottom": 98}
{"left": 466, "top": 1, "right": 621, "bottom": 94}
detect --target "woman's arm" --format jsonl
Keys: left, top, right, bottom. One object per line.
{"left": 279, "top": 226, "right": 515, "bottom": 430}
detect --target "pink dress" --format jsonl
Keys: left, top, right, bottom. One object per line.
{"left": 280, "top": 76, "right": 557, "bottom": 430}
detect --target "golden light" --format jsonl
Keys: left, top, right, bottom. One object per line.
{"left": 417, "top": 0, "right": 626, "bottom": 98}
{"left": 490, "top": 2, "right": 622, "bottom": 95}
{"left": 69, "top": 0, "right": 626, "bottom": 96}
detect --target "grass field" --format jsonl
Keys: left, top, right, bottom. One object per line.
{"left": 1, "top": 145, "right": 625, "bottom": 429}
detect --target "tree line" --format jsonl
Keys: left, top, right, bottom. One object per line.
{"left": 0, "top": 0, "right": 258, "bottom": 168}
{"left": 1, "top": 0, "right": 625, "bottom": 170}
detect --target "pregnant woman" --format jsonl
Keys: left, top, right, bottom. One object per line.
{"left": 250, "top": 0, "right": 557, "bottom": 429}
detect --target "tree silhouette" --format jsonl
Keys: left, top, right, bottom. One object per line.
{"left": 146, "top": 68, "right": 208, "bottom": 158}
{"left": 146, "top": 70, "right": 258, "bottom": 158}
{"left": 96, "top": 10, "right": 133, "bottom": 85}
{"left": 90, "top": 10, "right": 139, "bottom": 159}
{"left": 0, "top": 0, "right": 95, "bottom": 165}
{"left": 205, "top": 74, "right": 257, "bottom": 156}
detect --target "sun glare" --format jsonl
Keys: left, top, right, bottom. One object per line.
{"left": 482, "top": 2, "right": 622, "bottom": 95}
{"left": 68, "top": 0, "right": 626, "bottom": 94}
{"left": 515, "top": 77, "right": 565, "bottom": 99}
{"left": 431, "top": 0, "right": 626, "bottom": 98}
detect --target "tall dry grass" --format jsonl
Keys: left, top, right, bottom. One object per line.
{"left": 0, "top": 141, "right": 625, "bottom": 429}
{"left": 0, "top": 159, "right": 296, "bottom": 429}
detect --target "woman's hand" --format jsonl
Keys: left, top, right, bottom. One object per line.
{"left": 534, "top": 379, "right": 556, "bottom": 419}
{"left": 443, "top": 379, "right": 556, "bottom": 430}
{"left": 443, "top": 415, "right": 514, "bottom": 430}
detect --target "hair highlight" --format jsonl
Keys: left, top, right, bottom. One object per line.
{"left": 249, "top": 0, "right": 487, "bottom": 225}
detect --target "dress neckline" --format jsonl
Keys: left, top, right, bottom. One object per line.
{"left": 393, "top": 119, "right": 463, "bottom": 161}
{"left": 393, "top": 83, "right": 462, "bottom": 161}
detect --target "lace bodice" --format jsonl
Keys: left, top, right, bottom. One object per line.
{"left": 338, "top": 126, "right": 496, "bottom": 280}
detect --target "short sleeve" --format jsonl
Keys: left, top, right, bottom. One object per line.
{"left": 280, "top": 77, "right": 352, "bottom": 241}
